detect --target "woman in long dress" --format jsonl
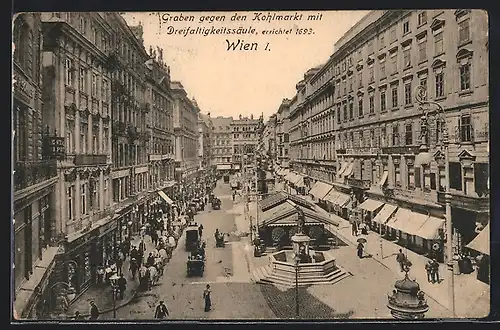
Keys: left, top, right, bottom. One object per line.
{"left": 203, "top": 284, "right": 211, "bottom": 312}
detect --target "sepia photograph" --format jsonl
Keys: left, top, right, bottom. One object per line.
{"left": 11, "top": 9, "right": 490, "bottom": 321}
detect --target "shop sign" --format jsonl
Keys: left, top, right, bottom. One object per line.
{"left": 14, "top": 72, "right": 35, "bottom": 103}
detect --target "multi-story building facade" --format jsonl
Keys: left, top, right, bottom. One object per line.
{"left": 13, "top": 13, "right": 62, "bottom": 319}
{"left": 276, "top": 98, "right": 291, "bottom": 168}
{"left": 198, "top": 113, "right": 212, "bottom": 171}
{"left": 211, "top": 116, "right": 233, "bottom": 172}
{"left": 38, "top": 12, "right": 117, "bottom": 309}
{"left": 287, "top": 10, "right": 489, "bottom": 260}
{"left": 231, "top": 114, "right": 261, "bottom": 173}
{"left": 144, "top": 45, "right": 176, "bottom": 193}
{"left": 171, "top": 82, "right": 200, "bottom": 181}
{"left": 261, "top": 114, "right": 277, "bottom": 163}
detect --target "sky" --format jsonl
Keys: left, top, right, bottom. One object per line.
{"left": 122, "top": 11, "right": 369, "bottom": 119}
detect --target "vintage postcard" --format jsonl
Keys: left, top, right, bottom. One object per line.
{"left": 12, "top": 10, "right": 490, "bottom": 321}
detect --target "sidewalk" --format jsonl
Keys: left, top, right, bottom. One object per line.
{"left": 65, "top": 235, "right": 157, "bottom": 318}
{"left": 307, "top": 196, "right": 490, "bottom": 318}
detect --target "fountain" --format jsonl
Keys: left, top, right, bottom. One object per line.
{"left": 251, "top": 207, "right": 350, "bottom": 287}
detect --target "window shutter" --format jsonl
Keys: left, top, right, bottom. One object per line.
{"left": 415, "top": 167, "right": 421, "bottom": 188}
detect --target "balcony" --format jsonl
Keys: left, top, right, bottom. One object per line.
{"left": 346, "top": 178, "right": 371, "bottom": 189}
{"left": 14, "top": 160, "right": 57, "bottom": 191}
{"left": 380, "top": 146, "right": 420, "bottom": 155}
{"left": 343, "top": 147, "right": 380, "bottom": 155}
{"left": 437, "top": 191, "right": 489, "bottom": 213}
{"left": 74, "top": 154, "right": 108, "bottom": 166}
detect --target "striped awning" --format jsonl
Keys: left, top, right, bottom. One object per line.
{"left": 372, "top": 204, "right": 398, "bottom": 224}
{"left": 357, "top": 199, "right": 384, "bottom": 212}
{"left": 324, "top": 189, "right": 340, "bottom": 204}
{"left": 417, "top": 216, "right": 445, "bottom": 240}
{"left": 343, "top": 162, "right": 354, "bottom": 177}
{"left": 337, "top": 162, "right": 349, "bottom": 177}
{"left": 293, "top": 174, "right": 305, "bottom": 187}
{"left": 309, "top": 181, "right": 333, "bottom": 200}
{"left": 158, "top": 191, "right": 174, "bottom": 205}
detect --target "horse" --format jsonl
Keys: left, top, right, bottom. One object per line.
{"left": 154, "top": 258, "right": 164, "bottom": 276}
{"left": 147, "top": 266, "right": 159, "bottom": 289}
{"left": 158, "top": 248, "right": 168, "bottom": 263}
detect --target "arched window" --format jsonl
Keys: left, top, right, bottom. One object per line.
{"left": 13, "top": 16, "right": 33, "bottom": 77}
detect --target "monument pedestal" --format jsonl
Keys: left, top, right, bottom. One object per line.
{"left": 291, "top": 233, "right": 311, "bottom": 263}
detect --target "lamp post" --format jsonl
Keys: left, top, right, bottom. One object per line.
{"left": 414, "top": 85, "right": 455, "bottom": 317}
{"left": 294, "top": 254, "right": 300, "bottom": 318}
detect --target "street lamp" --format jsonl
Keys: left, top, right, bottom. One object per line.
{"left": 414, "top": 85, "right": 455, "bottom": 317}
{"left": 293, "top": 254, "right": 301, "bottom": 318}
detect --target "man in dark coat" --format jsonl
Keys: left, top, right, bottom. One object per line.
{"left": 154, "top": 300, "right": 170, "bottom": 319}
{"left": 89, "top": 301, "right": 99, "bottom": 320}
{"left": 147, "top": 252, "right": 155, "bottom": 268}
{"left": 117, "top": 274, "right": 127, "bottom": 300}
{"left": 130, "top": 246, "right": 139, "bottom": 261}
{"left": 396, "top": 249, "right": 407, "bottom": 272}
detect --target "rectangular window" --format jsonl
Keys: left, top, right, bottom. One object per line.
{"left": 92, "top": 73, "right": 97, "bottom": 96}
{"left": 419, "top": 77, "right": 427, "bottom": 100}
{"left": 369, "top": 95, "right": 374, "bottom": 114}
{"left": 349, "top": 76, "right": 353, "bottom": 91}
{"left": 358, "top": 99, "right": 364, "bottom": 117}
{"left": 474, "top": 163, "right": 489, "bottom": 197}
{"left": 403, "top": 20, "right": 410, "bottom": 34}
{"left": 413, "top": 166, "right": 420, "bottom": 189}
{"left": 343, "top": 80, "right": 347, "bottom": 95}
{"left": 434, "top": 32, "right": 443, "bottom": 55}
{"left": 459, "top": 115, "right": 472, "bottom": 142}
{"left": 449, "top": 162, "right": 463, "bottom": 190}
{"left": 66, "top": 120, "right": 75, "bottom": 153}
{"left": 65, "top": 58, "right": 74, "bottom": 86}
{"left": 67, "top": 185, "right": 74, "bottom": 220}
{"left": 369, "top": 67, "right": 374, "bottom": 82}
{"left": 404, "top": 82, "right": 412, "bottom": 105}
{"left": 459, "top": 19, "right": 470, "bottom": 44}
{"left": 392, "top": 86, "right": 398, "bottom": 108}
{"left": 435, "top": 72, "right": 444, "bottom": 97}
{"left": 430, "top": 172, "right": 437, "bottom": 190}
{"left": 80, "top": 123, "right": 87, "bottom": 153}
{"left": 390, "top": 26, "right": 396, "bottom": 42}
{"left": 380, "top": 90, "right": 386, "bottom": 111}
{"left": 392, "top": 125, "right": 399, "bottom": 146}
{"left": 381, "top": 127, "right": 386, "bottom": 146}
{"left": 391, "top": 53, "right": 398, "bottom": 74}
{"left": 81, "top": 183, "right": 87, "bottom": 215}
{"left": 79, "top": 67, "right": 86, "bottom": 92}
{"left": 380, "top": 35, "right": 385, "bottom": 47}
{"left": 358, "top": 72, "right": 362, "bottom": 87}
{"left": 403, "top": 48, "right": 411, "bottom": 68}
{"left": 349, "top": 101, "right": 354, "bottom": 120}
{"left": 343, "top": 104, "right": 348, "bottom": 121}
{"left": 418, "top": 11, "right": 427, "bottom": 26}
{"left": 336, "top": 107, "right": 341, "bottom": 124}
{"left": 460, "top": 63, "right": 471, "bottom": 91}
{"left": 92, "top": 126, "right": 99, "bottom": 154}
{"left": 405, "top": 123, "right": 413, "bottom": 145}
{"left": 380, "top": 61, "right": 386, "bottom": 78}
{"left": 418, "top": 40, "right": 427, "bottom": 62}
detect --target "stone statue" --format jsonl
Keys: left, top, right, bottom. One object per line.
{"left": 297, "top": 207, "right": 305, "bottom": 235}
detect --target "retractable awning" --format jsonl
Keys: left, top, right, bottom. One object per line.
{"left": 386, "top": 208, "right": 431, "bottom": 237}
{"left": 293, "top": 174, "right": 305, "bottom": 187}
{"left": 386, "top": 208, "right": 412, "bottom": 232}
{"left": 334, "top": 192, "right": 351, "bottom": 207}
{"left": 417, "top": 216, "right": 445, "bottom": 240}
{"left": 337, "top": 162, "right": 349, "bottom": 176}
{"left": 324, "top": 189, "right": 340, "bottom": 204}
{"left": 357, "top": 199, "right": 384, "bottom": 212}
{"left": 466, "top": 224, "right": 490, "bottom": 255}
{"left": 309, "top": 181, "right": 333, "bottom": 200}
{"left": 158, "top": 191, "right": 174, "bottom": 205}
{"left": 343, "top": 162, "right": 354, "bottom": 177}
{"left": 379, "top": 171, "right": 389, "bottom": 186}
{"left": 372, "top": 204, "right": 398, "bottom": 224}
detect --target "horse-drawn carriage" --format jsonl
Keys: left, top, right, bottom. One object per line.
{"left": 186, "top": 254, "right": 205, "bottom": 277}
{"left": 211, "top": 197, "right": 221, "bottom": 210}
{"left": 185, "top": 225, "right": 200, "bottom": 252}
{"left": 253, "top": 238, "right": 266, "bottom": 257}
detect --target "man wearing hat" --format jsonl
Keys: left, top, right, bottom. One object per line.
{"left": 154, "top": 300, "right": 169, "bottom": 319}
{"left": 89, "top": 301, "right": 99, "bottom": 320}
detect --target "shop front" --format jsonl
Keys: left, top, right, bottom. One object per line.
{"left": 63, "top": 229, "right": 100, "bottom": 299}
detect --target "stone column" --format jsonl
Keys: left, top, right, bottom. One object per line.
{"left": 99, "top": 171, "right": 104, "bottom": 212}
{"left": 55, "top": 173, "right": 65, "bottom": 235}
{"left": 75, "top": 173, "right": 81, "bottom": 231}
